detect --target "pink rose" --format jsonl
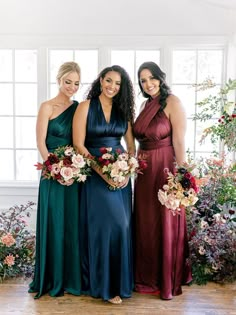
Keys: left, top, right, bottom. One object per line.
{"left": 60, "top": 167, "right": 74, "bottom": 181}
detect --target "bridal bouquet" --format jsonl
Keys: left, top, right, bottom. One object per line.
{"left": 92, "top": 147, "right": 147, "bottom": 190}
{"left": 158, "top": 163, "right": 199, "bottom": 215}
{"left": 35, "top": 145, "right": 91, "bottom": 186}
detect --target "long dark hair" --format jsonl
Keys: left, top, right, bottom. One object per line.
{"left": 138, "top": 61, "right": 171, "bottom": 110}
{"left": 87, "top": 65, "right": 135, "bottom": 123}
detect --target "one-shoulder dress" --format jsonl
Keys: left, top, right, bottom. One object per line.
{"left": 29, "top": 101, "right": 81, "bottom": 298}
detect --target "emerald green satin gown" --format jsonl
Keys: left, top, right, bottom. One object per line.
{"left": 29, "top": 101, "right": 81, "bottom": 298}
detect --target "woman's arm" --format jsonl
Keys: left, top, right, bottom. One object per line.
{"left": 116, "top": 121, "right": 136, "bottom": 188}
{"left": 165, "top": 95, "right": 187, "bottom": 165}
{"left": 72, "top": 100, "right": 90, "bottom": 156}
{"left": 124, "top": 121, "right": 136, "bottom": 155}
{"left": 36, "top": 102, "right": 53, "bottom": 161}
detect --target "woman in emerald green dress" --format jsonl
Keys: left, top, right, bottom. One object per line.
{"left": 29, "top": 62, "right": 82, "bottom": 298}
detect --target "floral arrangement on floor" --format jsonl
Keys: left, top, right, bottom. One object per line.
{"left": 193, "top": 78, "right": 236, "bottom": 152}
{"left": 0, "top": 201, "right": 36, "bottom": 282}
{"left": 92, "top": 147, "right": 148, "bottom": 190}
{"left": 186, "top": 157, "right": 236, "bottom": 285}
{"left": 158, "top": 163, "right": 199, "bottom": 215}
{"left": 35, "top": 145, "right": 91, "bottom": 186}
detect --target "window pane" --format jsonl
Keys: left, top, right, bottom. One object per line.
{"left": 0, "top": 117, "right": 13, "bottom": 148}
{"left": 185, "top": 119, "right": 195, "bottom": 151}
{"left": 15, "top": 84, "right": 37, "bottom": 115}
{"left": 75, "top": 50, "right": 98, "bottom": 83}
{"left": 172, "top": 51, "right": 196, "bottom": 83}
{"left": 195, "top": 120, "right": 219, "bottom": 152}
{"left": 49, "top": 50, "right": 74, "bottom": 82}
{"left": 111, "top": 50, "right": 135, "bottom": 81}
{"left": 49, "top": 83, "right": 58, "bottom": 99}
{"left": 15, "top": 117, "right": 37, "bottom": 148}
{"left": 172, "top": 85, "right": 196, "bottom": 118}
{"left": 0, "top": 150, "right": 14, "bottom": 180}
{"left": 134, "top": 84, "right": 146, "bottom": 116}
{"left": 77, "top": 83, "right": 90, "bottom": 101}
{"left": 196, "top": 85, "right": 221, "bottom": 118}
{"left": 196, "top": 85, "right": 220, "bottom": 102}
{"left": 15, "top": 50, "right": 37, "bottom": 82}
{"left": 0, "top": 50, "right": 12, "bottom": 81}
{"left": 0, "top": 84, "right": 13, "bottom": 115}
{"left": 16, "top": 150, "right": 38, "bottom": 180}
{"left": 198, "top": 50, "right": 223, "bottom": 83}
{"left": 135, "top": 50, "right": 160, "bottom": 83}
{"left": 195, "top": 152, "right": 216, "bottom": 160}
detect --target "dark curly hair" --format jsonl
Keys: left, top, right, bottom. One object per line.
{"left": 138, "top": 61, "right": 171, "bottom": 111}
{"left": 86, "top": 65, "right": 135, "bottom": 123}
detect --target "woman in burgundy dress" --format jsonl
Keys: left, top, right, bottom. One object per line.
{"left": 133, "top": 61, "right": 192, "bottom": 300}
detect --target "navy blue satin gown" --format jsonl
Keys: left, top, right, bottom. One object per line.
{"left": 79, "top": 97, "right": 133, "bottom": 300}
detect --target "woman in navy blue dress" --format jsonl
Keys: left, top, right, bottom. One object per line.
{"left": 73, "top": 65, "right": 135, "bottom": 304}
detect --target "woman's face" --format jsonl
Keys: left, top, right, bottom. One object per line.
{"left": 100, "top": 71, "right": 121, "bottom": 98}
{"left": 139, "top": 69, "right": 160, "bottom": 98}
{"left": 59, "top": 71, "right": 80, "bottom": 97}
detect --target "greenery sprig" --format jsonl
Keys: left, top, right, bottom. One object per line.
{"left": 192, "top": 78, "right": 236, "bottom": 152}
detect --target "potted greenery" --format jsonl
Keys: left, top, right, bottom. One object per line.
{"left": 0, "top": 202, "right": 35, "bottom": 282}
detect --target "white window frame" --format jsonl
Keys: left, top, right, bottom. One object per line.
{"left": 0, "top": 35, "right": 233, "bottom": 208}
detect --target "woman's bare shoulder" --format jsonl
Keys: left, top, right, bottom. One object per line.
{"left": 164, "top": 94, "right": 185, "bottom": 118}
{"left": 38, "top": 99, "right": 54, "bottom": 113}
{"left": 78, "top": 99, "right": 90, "bottom": 108}
{"left": 166, "top": 94, "right": 183, "bottom": 109}
{"left": 167, "top": 94, "right": 181, "bottom": 104}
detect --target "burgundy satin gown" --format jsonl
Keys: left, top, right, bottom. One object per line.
{"left": 133, "top": 96, "right": 192, "bottom": 300}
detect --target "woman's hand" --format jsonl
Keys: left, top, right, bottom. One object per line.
{"left": 92, "top": 162, "right": 129, "bottom": 189}
{"left": 105, "top": 176, "right": 130, "bottom": 190}
{"left": 116, "top": 176, "right": 130, "bottom": 189}
{"left": 106, "top": 176, "right": 130, "bottom": 189}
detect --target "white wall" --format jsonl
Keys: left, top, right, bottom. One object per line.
{"left": 0, "top": 0, "right": 235, "bottom": 37}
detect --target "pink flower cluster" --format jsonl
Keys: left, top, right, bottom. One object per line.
{"left": 4, "top": 254, "right": 15, "bottom": 267}
{"left": 158, "top": 164, "right": 199, "bottom": 215}
{"left": 93, "top": 147, "right": 147, "bottom": 190}
{"left": 35, "top": 145, "right": 91, "bottom": 186}
{"left": 0, "top": 233, "right": 16, "bottom": 267}
{"left": 1, "top": 233, "right": 16, "bottom": 247}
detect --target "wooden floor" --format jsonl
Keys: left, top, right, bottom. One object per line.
{"left": 0, "top": 278, "right": 235, "bottom": 315}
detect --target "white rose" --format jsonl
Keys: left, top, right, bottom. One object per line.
{"left": 117, "top": 160, "right": 129, "bottom": 172}
{"left": 77, "top": 174, "right": 87, "bottom": 182}
{"left": 72, "top": 154, "right": 86, "bottom": 168}
{"left": 102, "top": 153, "right": 113, "bottom": 160}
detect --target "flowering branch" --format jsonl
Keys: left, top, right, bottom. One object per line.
{"left": 193, "top": 78, "right": 236, "bottom": 152}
